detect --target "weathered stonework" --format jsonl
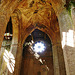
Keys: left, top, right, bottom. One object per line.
{"left": 0, "top": 0, "right": 75, "bottom": 75}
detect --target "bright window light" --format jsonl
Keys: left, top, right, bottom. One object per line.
{"left": 3, "top": 49, "right": 15, "bottom": 73}
{"left": 33, "top": 41, "right": 46, "bottom": 53}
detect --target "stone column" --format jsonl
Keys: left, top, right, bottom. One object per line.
{"left": 0, "top": 15, "right": 8, "bottom": 75}
{"left": 71, "top": 6, "right": 75, "bottom": 47}
{"left": 58, "top": 8, "right": 75, "bottom": 75}
{"left": 13, "top": 43, "right": 23, "bottom": 75}
{"left": 52, "top": 44, "right": 60, "bottom": 75}
{"left": 0, "top": 15, "right": 7, "bottom": 49}
{"left": 52, "top": 43, "right": 66, "bottom": 75}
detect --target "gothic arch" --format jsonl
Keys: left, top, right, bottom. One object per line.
{"left": 21, "top": 22, "right": 66, "bottom": 75}
{"left": 22, "top": 25, "right": 53, "bottom": 45}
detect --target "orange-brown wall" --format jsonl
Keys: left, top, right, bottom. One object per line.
{"left": 20, "top": 46, "right": 54, "bottom": 75}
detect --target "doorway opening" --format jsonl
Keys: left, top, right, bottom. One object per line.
{"left": 20, "top": 29, "right": 54, "bottom": 75}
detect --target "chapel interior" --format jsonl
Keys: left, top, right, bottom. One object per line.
{"left": 0, "top": 0, "right": 75, "bottom": 75}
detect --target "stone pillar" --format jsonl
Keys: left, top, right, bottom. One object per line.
{"left": 71, "top": 6, "right": 75, "bottom": 47}
{"left": 13, "top": 43, "right": 23, "bottom": 75}
{"left": 0, "top": 15, "right": 7, "bottom": 49}
{"left": 0, "top": 15, "right": 8, "bottom": 75}
{"left": 58, "top": 8, "right": 75, "bottom": 75}
{"left": 52, "top": 44, "right": 60, "bottom": 75}
{"left": 52, "top": 43, "right": 66, "bottom": 75}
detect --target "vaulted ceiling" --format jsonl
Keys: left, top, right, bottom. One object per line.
{"left": 17, "top": 0, "right": 59, "bottom": 29}
{"left": 11, "top": 0, "right": 60, "bottom": 44}
{"left": 16, "top": 0, "right": 59, "bottom": 35}
{"left": 0, "top": 0, "right": 66, "bottom": 44}
{"left": 0, "top": 0, "right": 66, "bottom": 32}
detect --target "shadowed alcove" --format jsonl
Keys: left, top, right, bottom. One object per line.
{"left": 20, "top": 29, "right": 54, "bottom": 75}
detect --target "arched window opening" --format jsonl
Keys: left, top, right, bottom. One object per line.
{"left": 20, "top": 29, "right": 54, "bottom": 75}
{"left": 0, "top": 17, "right": 14, "bottom": 75}
{"left": 4, "top": 17, "right": 12, "bottom": 40}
